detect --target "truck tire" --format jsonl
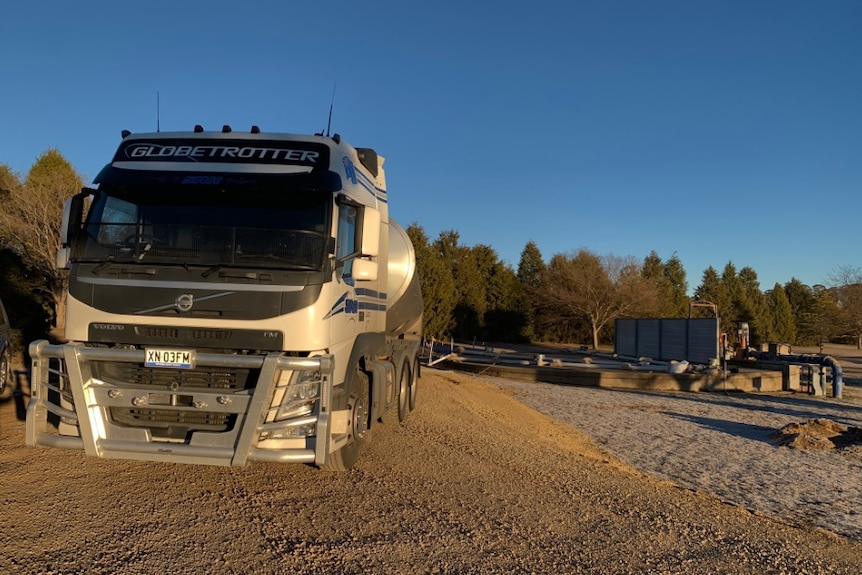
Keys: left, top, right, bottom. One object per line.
{"left": 0, "top": 349, "right": 13, "bottom": 401}
{"left": 383, "top": 360, "right": 411, "bottom": 424}
{"left": 322, "top": 366, "right": 371, "bottom": 471}
{"left": 408, "top": 356, "right": 419, "bottom": 412}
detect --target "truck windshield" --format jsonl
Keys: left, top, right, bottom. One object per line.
{"left": 74, "top": 185, "right": 332, "bottom": 270}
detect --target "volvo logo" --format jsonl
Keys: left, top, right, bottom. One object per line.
{"left": 175, "top": 293, "right": 195, "bottom": 312}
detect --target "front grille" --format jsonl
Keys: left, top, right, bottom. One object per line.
{"left": 136, "top": 327, "right": 181, "bottom": 339}
{"left": 134, "top": 326, "right": 233, "bottom": 341}
{"left": 190, "top": 329, "right": 232, "bottom": 341}
{"left": 92, "top": 362, "right": 256, "bottom": 390}
{"left": 110, "top": 407, "right": 236, "bottom": 439}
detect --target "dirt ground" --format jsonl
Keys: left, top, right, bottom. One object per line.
{"left": 2, "top": 354, "right": 862, "bottom": 573}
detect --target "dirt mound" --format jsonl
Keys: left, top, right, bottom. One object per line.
{"left": 772, "top": 418, "right": 862, "bottom": 451}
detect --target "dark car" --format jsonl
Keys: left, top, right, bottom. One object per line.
{"left": 0, "top": 295, "right": 13, "bottom": 400}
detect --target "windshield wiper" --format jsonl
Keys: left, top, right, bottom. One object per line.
{"left": 88, "top": 258, "right": 156, "bottom": 275}
{"left": 202, "top": 261, "right": 318, "bottom": 278}
{"left": 136, "top": 243, "right": 152, "bottom": 261}
{"left": 201, "top": 265, "right": 274, "bottom": 280}
{"left": 91, "top": 259, "right": 116, "bottom": 275}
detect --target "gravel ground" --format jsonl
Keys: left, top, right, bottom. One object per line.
{"left": 2, "top": 366, "right": 862, "bottom": 574}
{"left": 486, "top": 377, "right": 862, "bottom": 542}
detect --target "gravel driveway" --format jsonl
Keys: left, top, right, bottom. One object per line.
{"left": 487, "top": 376, "right": 862, "bottom": 542}
{"left": 1, "top": 368, "right": 861, "bottom": 574}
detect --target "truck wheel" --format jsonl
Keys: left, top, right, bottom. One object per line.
{"left": 408, "top": 356, "right": 419, "bottom": 412}
{"left": 322, "top": 366, "right": 371, "bottom": 471}
{"left": 382, "top": 360, "right": 410, "bottom": 425}
{"left": 0, "top": 349, "right": 13, "bottom": 401}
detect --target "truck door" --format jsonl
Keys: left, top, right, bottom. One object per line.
{"left": 331, "top": 201, "right": 361, "bottom": 339}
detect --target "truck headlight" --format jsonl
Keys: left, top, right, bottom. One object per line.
{"left": 274, "top": 369, "right": 321, "bottom": 421}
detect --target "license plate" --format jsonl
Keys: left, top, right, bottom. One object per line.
{"left": 145, "top": 348, "right": 196, "bottom": 369}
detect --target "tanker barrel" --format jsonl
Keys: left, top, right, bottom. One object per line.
{"left": 386, "top": 220, "right": 423, "bottom": 336}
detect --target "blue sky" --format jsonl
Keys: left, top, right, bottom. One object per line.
{"left": 2, "top": 1, "right": 860, "bottom": 293}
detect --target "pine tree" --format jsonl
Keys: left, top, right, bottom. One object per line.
{"left": 784, "top": 278, "right": 817, "bottom": 345}
{"left": 406, "top": 224, "right": 456, "bottom": 340}
{"left": 663, "top": 253, "right": 690, "bottom": 317}
{"left": 768, "top": 283, "right": 796, "bottom": 344}
{"left": 693, "top": 266, "right": 729, "bottom": 323}
{"left": 517, "top": 240, "right": 545, "bottom": 287}
{"left": 517, "top": 240, "right": 545, "bottom": 340}
{"left": 737, "top": 267, "right": 773, "bottom": 344}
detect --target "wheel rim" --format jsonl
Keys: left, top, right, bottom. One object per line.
{"left": 351, "top": 390, "right": 369, "bottom": 441}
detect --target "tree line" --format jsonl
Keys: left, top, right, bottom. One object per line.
{"left": 407, "top": 226, "right": 862, "bottom": 350}
{"left": 2, "top": 149, "right": 861, "bottom": 351}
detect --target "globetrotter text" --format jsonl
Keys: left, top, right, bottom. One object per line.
{"left": 125, "top": 143, "right": 321, "bottom": 164}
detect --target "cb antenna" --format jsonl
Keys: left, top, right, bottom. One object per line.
{"left": 325, "top": 83, "right": 336, "bottom": 137}
{"left": 156, "top": 91, "right": 160, "bottom": 132}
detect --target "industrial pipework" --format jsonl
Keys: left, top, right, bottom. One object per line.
{"left": 751, "top": 349, "right": 844, "bottom": 399}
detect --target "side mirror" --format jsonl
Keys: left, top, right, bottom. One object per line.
{"left": 60, "top": 191, "right": 90, "bottom": 245}
{"left": 59, "top": 198, "right": 74, "bottom": 246}
{"left": 360, "top": 207, "right": 380, "bottom": 257}
{"left": 352, "top": 258, "right": 378, "bottom": 281}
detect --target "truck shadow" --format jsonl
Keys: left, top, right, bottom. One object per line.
{"left": 664, "top": 411, "right": 777, "bottom": 445}
{"left": 621, "top": 388, "right": 862, "bottom": 421}
{"left": 10, "top": 368, "right": 30, "bottom": 422}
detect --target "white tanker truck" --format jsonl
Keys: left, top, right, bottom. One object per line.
{"left": 26, "top": 126, "right": 423, "bottom": 471}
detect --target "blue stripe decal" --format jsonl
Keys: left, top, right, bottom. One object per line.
{"left": 344, "top": 154, "right": 387, "bottom": 204}
{"left": 355, "top": 170, "right": 388, "bottom": 204}
{"left": 323, "top": 291, "right": 349, "bottom": 320}
{"left": 355, "top": 288, "right": 387, "bottom": 299}
{"left": 323, "top": 289, "right": 387, "bottom": 319}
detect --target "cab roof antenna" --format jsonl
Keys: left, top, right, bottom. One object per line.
{"left": 325, "top": 83, "right": 336, "bottom": 137}
{"left": 156, "top": 91, "right": 161, "bottom": 132}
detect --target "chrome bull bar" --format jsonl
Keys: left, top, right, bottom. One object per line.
{"left": 25, "top": 340, "right": 334, "bottom": 467}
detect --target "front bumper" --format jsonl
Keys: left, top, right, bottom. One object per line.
{"left": 25, "top": 340, "right": 334, "bottom": 466}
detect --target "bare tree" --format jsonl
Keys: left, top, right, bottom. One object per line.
{"left": 534, "top": 249, "right": 658, "bottom": 349}
{"left": 829, "top": 265, "right": 862, "bottom": 349}
{"left": 0, "top": 150, "right": 82, "bottom": 329}
{"left": 0, "top": 164, "right": 22, "bottom": 200}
